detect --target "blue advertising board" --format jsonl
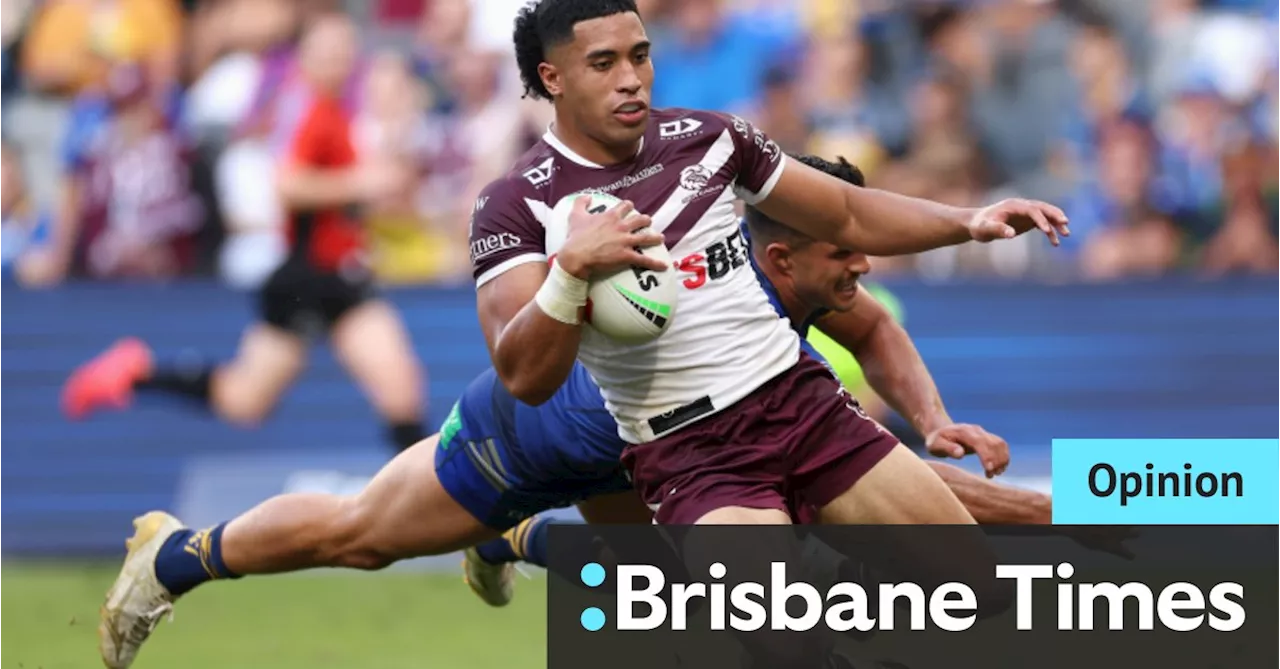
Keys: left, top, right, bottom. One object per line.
{"left": 3, "top": 277, "right": 1275, "bottom": 556}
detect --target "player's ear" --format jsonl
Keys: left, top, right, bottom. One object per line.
{"left": 539, "top": 62, "right": 563, "bottom": 97}
{"left": 765, "top": 242, "right": 794, "bottom": 276}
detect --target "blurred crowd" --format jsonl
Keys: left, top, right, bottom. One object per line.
{"left": 2, "top": 0, "right": 1276, "bottom": 289}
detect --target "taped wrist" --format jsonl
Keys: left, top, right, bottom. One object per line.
{"left": 534, "top": 260, "right": 589, "bottom": 325}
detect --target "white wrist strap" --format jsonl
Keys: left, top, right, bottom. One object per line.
{"left": 535, "top": 260, "right": 590, "bottom": 325}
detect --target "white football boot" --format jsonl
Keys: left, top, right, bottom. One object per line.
{"left": 98, "top": 511, "right": 185, "bottom": 669}
{"left": 462, "top": 545, "right": 516, "bottom": 607}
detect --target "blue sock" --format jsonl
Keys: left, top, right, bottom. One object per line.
{"left": 475, "top": 514, "right": 556, "bottom": 568}
{"left": 153, "top": 522, "right": 240, "bottom": 596}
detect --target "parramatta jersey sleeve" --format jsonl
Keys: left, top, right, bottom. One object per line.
{"left": 711, "top": 112, "right": 787, "bottom": 205}
{"left": 468, "top": 176, "right": 547, "bottom": 289}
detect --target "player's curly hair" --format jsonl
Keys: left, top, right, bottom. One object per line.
{"left": 513, "top": 0, "right": 641, "bottom": 101}
{"left": 793, "top": 154, "right": 866, "bottom": 189}
{"left": 744, "top": 154, "right": 866, "bottom": 248}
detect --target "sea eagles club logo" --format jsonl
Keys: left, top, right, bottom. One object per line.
{"left": 679, "top": 165, "right": 712, "bottom": 192}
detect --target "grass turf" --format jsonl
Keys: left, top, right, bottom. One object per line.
{"left": 2, "top": 562, "right": 547, "bottom": 669}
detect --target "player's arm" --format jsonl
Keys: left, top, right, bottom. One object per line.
{"left": 815, "top": 289, "right": 1010, "bottom": 477}
{"left": 936, "top": 461, "right": 1138, "bottom": 557}
{"left": 277, "top": 162, "right": 384, "bottom": 209}
{"left": 722, "top": 115, "right": 1069, "bottom": 255}
{"left": 815, "top": 295, "right": 1050, "bottom": 523}
{"left": 274, "top": 104, "right": 397, "bottom": 209}
{"left": 757, "top": 162, "right": 1069, "bottom": 255}
{"left": 928, "top": 461, "right": 1051, "bottom": 524}
{"left": 813, "top": 289, "right": 949, "bottom": 437}
{"left": 478, "top": 262, "right": 585, "bottom": 405}
{"left": 474, "top": 193, "right": 664, "bottom": 405}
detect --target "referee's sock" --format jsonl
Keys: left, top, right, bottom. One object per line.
{"left": 386, "top": 420, "right": 426, "bottom": 453}
{"left": 136, "top": 359, "right": 215, "bottom": 405}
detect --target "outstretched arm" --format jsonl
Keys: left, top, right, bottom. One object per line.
{"left": 814, "top": 288, "right": 1010, "bottom": 477}
{"left": 929, "top": 461, "right": 1051, "bottom": 524}
{"left": 753, "top": 159, "right": 1069, "bottom": 256}
{"left": 814, "top": 288, "right": 949, "bottom": 437}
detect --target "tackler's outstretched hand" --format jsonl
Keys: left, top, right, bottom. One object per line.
{"left": 557, "top": 197, "right": 667, "bottom": 280}
{"left": 926, "top": 423, "right": 1011, "bottom": 479}
{"left": 966, "top": 198, "right": 1071, "bottom": 247}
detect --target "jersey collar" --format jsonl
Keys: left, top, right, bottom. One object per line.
{"left": 543, "top": 124, "right": 645, "bottom": 170}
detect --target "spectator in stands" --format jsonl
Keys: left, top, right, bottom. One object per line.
{"left": 874, "top": 68, "right": 997, "bottom": 279}
{"left": 20, "top": 0, "right": 183, "bottom": 99}
{"left": 410, "top": 0, "right": 470, "bottom": 115}
{"left": 1, "top": 0, "right": 34, "bottom": 119}
{"left": 356, "top": 49, "right": 450, "bottom": 284}
{"left": 184, "top": 0, "right": 302, "bottom": 289}
{"left": 1198, "top": 126, "right": 1279, "bottom": 275}
{"left": 8, "top": 0, "right": 185, "bottom": 215}
{"left": 961, "top": 0, "right": 1077, "bottom": 203}
{"left": 648, "top": 0, "right": 796, "bottom": 116}
{"left": 2, "top": 140, "right": 53, "bottom": 281}
{"left": 184, "top": 0, "right": 301, "bottom": 147}
{"left": 1072, "top": 118, "right": 1181, "bottom": 280}
{"left": 753, "top": 64, "right": 810, "bottom": 156}
{"left": 21, "top": 63, "right": 204, "bottom": 285}
{"left": 434, "top": 45, "right": 527, "bottom": 270}
{"left": 879, "top": 68, "right": 986, "bottom": 205}
{"left": 1, "top": 0, "right": 1274, "bottom": 287}
{"left": 801, "top": 25, "right": 899, "bottom": 179}
{"left": 1052, "top": 15, "right": 1151, "bottom": 188}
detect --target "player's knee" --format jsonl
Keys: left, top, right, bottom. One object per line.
{"left": 221, "top": 407, "right": 271, "bottom": 428}
{"left": 327, "top": 499, "right": 398, "bottom": 571}
{"left": 213, "top": 390, "right": 278, "bottom": 427}
{"left": 336, "top": 545, "right": 398, "bottom": 571}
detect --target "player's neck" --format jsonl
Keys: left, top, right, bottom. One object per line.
{"left": 548, "top": 118, "right": 641, "bottom": 166}
{"left": 767, "top": 270, "right": 814, "bottom": 325}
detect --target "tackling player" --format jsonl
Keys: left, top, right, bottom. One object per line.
{"left": 61, "top": 14, "right": 429, "bottom": 455}
{"left": 96, "top": 152, "right": 1072, "bottom": 669}
{"left": 470, "top": 0, "right": 1070, "bottom": 530}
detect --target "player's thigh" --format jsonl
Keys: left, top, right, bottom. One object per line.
{"left": 330, "top": 299, "right": 424, "bottom": 421}
{"left": 622, "top": 419, "right": 793, "bottom": 526}
{"left": 682, "top": 508, "right": 794, "bottom": 615}
{"left": 352, "top": 434, "right": 497, "bottom": 556}
{"left": 577, "top": 490, "right": 654, "bottom": 525}
{"left": 817, "top": 443, "right": 976, "bottom": 525}
{"left": 213, "top": 323, "right": 308, "bottom": 422}
{"left": 816, "top": 445, "right": 1010, "bottom": 612}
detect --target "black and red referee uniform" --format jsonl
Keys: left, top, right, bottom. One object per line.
{"left": 258, "top": 92, "right": 375, "bottom": 337}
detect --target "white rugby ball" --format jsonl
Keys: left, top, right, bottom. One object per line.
{"left": 545, "top": 192, "right": 678, "bottom": 344}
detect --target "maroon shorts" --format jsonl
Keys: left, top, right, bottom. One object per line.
{"left": 620, "top": 354, "right": 899, "bottom": 525}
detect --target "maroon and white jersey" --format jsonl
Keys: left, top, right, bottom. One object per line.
{"left": 72, "top": 125, "right": 204, "bottom": 279}
{"left": 470, "top": 108, "right": 799, "bottom": 443}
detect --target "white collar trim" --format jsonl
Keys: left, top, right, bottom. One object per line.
{"left": 543, "top": 124, "right": 643, "bottom": 169}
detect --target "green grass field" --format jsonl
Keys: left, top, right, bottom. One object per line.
{"left": 3, "top": 562, "right": 548, "bottom": 669}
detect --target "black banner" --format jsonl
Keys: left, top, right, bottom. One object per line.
{"left": 547, "top": 525, "right": 1277, "bottom": 669}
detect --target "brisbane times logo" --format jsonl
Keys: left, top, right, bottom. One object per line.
{"left": 572, "top": 561, "right": 1247, "bottom": 634}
